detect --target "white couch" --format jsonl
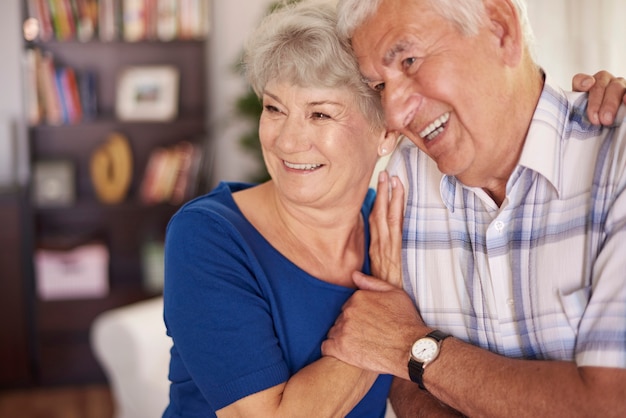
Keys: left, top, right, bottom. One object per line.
{"left": 91, "top": 297, "right": 172, "bottom": 418}
{"left": 91, "top": 297, "right": 397, "bottom": 418}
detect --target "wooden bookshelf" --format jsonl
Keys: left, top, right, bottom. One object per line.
{"left": 15, "top": 0, "right": 211, "bottom": 386}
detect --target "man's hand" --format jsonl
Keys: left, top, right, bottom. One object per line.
{"left": 322, "top": 272, "right": 426, "bottom": 378}
{"left": 572, "top": 71, "right": 626, "bottom": 125}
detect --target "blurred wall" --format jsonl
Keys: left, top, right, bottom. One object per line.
{"left": 206, "top": 0, "right": 274, "bottom": 187}
{"left": 527, "top": 0, "right": 626, "bottom": 89}
{"left": 0, "top": 0, "right": 29, "bottom": 188}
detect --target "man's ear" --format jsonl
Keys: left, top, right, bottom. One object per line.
{"left": 483, "top": 0, "right": 523, "bottom": 66}
{"left": 378, "top": 131, "right": 400, "bottom": 157}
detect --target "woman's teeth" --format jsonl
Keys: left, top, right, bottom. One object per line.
{"left": 284, "top": 161, "right": 322, "bottom": 171}
{"left": 420, "top": 112, "right": 450, "bottom": 141}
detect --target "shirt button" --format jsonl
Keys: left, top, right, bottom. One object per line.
{"left": 494, "top": 221, "right": 505, "bottom": 232}
{"left": 507, "top": 298, "right": 514, "bottom": 307}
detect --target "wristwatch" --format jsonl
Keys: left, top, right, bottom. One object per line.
{"left": 408, "top": 330, "right": 450, "bottom": 390}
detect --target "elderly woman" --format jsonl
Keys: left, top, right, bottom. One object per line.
{"left": 162, "top": 1, "right": 398, "bottom": 417}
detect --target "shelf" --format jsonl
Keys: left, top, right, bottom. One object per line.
{"left": 37, "top": 287, "right": 159, "bottom": 334}
{"left": 35, "top": 200, "right": 178, "bottom": 237}
{"left": 30, "top": 115, "right": 206, "bottom": 164}
{"left": 31, "top": 40, "right": 206, "bottom": 118}
{"left": 30, "top": 39, "right": 206, "bottom": 47}
{"left": 4, "top": 0, "right": 211, "bottom": 388}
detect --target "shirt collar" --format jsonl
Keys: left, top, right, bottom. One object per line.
{"left": 517, "top": 73, "right": 571, "bottom": 195}
{"left": 440, "top": 73, "right": 575, "bottom": 210}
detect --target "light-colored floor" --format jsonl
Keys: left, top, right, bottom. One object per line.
{"left": 0, "top": 384, "right": 114, "bottom": 418}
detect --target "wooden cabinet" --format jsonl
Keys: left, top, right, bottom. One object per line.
{"left": 0, "top": 191, "right": 34, "bottom": 387}
{"left": 16, "top": 1, "right": 210, "bottom": 386}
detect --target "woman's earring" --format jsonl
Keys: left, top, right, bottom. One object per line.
{"left": 379, "top": 146, "right": 388, "bottom": 156}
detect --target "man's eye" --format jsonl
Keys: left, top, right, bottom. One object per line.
{"left": 402, "top": 57, "right": 417, "bottom": 69}
{"left": 312, "top": 112, "right": 330, "bottom": 119}
{"left": 371, "top": 82, "right": 385, "bottom": 92}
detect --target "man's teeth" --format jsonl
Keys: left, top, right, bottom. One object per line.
{"left": 420, "top": 112, "right": 450, "bottom": 141}
{"left": 284, "top": 161, "right": 322, "bottom": 171}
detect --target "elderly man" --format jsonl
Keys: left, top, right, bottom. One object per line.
{"left": 323, "top": 0, "right": 626, "bottom": 416}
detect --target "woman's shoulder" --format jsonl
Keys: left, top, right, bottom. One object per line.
{"left": 167, "top": 181, "right": 258, "bottom": 233}
{"left": 179, "top": 181, "right": 254, "bottom": 212}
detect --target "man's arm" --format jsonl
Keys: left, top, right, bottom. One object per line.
{"left": 322, "top": 274, "right": 626, "bottom": 417}
{"left": 389, "top": 377, "right": 464, "bottom": 418}
{"left": 425, "top": 337, "right": 626, "bottom": 417}
{"left": 573, "top": 70, "right": 626, "bottom": 125}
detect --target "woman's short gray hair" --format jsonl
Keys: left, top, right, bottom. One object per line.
{"left": 336, "top": 0, "right": 535, "bottom": 52}
{"left": 243, "top": 0, "right": 385, "bottom": 131}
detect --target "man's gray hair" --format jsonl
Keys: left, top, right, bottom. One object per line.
{"left": 336, "top": 0, "right": 535, "bottom": 52}
{"left": 243, "top": 0, "right": 385, "bottom": 130}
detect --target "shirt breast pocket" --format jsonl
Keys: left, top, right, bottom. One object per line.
{"left": 558, "top": 285, "right": 592, "bottom": 334}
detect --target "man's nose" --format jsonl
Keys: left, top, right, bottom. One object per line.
{"left": 383, "top": 78, "right": 423, "bottom": 132}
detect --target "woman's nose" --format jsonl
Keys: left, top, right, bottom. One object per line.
{"left": 276, "top": 116, "right": 309, "bottom": 152}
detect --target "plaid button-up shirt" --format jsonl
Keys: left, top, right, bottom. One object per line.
{"left": 388, "top": 74, "right": 626, "bottom": 368}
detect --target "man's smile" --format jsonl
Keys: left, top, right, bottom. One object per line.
{"left": 420, "top": 112, "right": 450, "bottom": 142}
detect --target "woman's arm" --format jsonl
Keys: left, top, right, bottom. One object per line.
{"left": 389, "top": 377, "right": 464, "bottom": 418}
{"left": 217, "top": 357, "right": 377, "bottom": 418}
{"left": 572, "top": 70, "right": 626, "bottom": 125}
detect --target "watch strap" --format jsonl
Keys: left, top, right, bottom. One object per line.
{"left": 408, "top": 356, "right": 427, "bottom": 390}
{"left": 427, "top": 330, "right": 450, "bottom": 342}
{"left": 408, "top": 330, "right": 450, "bottom": 390}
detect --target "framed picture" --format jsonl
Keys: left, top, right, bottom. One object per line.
{"left": 32, "top": 159, "right": 76, "bottom": 208}
{"left": 115, "top": 65, "right": 179, "bottom": 122}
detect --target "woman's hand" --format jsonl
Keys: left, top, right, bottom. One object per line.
{"left": 369, "top": 170, "right": 405, "bottom": 288}
{"left": 572, "top": 71, "right": 626, "bottom": 125}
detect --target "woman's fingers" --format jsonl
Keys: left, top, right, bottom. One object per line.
{"left": 369, "top": 171, "right": 404, "bottom": 288}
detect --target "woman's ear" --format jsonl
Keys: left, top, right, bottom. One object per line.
{"left": 378, "top": 131, "right": 400, "bottom": 157}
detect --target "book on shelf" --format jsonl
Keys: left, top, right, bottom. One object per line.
{"left": 122, "top": 0, "right": 146, "bottom": 42}
{"left": 140, "top": 140, "right": 203, "bottom": 205}
{"left": 25, "top": 0, "right": 210, "bottom": 43}
{"left": 26, "top": 0, "right": 54, "bottom": 41}
{"left": 24, "top": 48, "right": 43, "bottom": 126}
{"left": 25, "top": 47, "right": 97, "bottom": 126}
{"left": 98, "top": 0, "right": 122, "bottom": 41}
{"left": 56, "top": 67, "right": 83, "bottom": 124}
{"left": 78, "top": 70, "right": 98, "bottom": 120}
{"left": 38, "top": 51, "right": 64, "bottom": 125}
{"left": 73, "top": 0, "right": 98, "bottom": 41}
{"left": 156, "top": 0, "right": 177, "bottom": 41}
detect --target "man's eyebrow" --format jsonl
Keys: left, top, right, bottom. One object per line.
{"left": 383, "top": 40, "right": 411, "bottom": 66}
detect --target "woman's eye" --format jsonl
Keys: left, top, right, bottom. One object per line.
{"left": 264, "top": 104, "right": 280, "bottom": 113}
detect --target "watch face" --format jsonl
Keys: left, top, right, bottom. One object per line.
{"left": 411, "top": 338, "right": 438, "bottom": 362}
